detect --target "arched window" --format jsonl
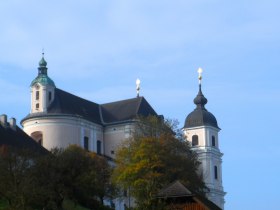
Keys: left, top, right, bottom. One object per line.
{"left": 84, "top": 137, "right": 89, "bottom": 150}
{"left": 192, "top": 135, "right": 198, "bottom": 146}
{"left": 97, "top": 140, "right": 101, "bottom": 154}
{"left": 31, "top": 131, "right": 43, "bottom": 146}
{"left": 214, "top": 166, "right": 218, "bottom": 180}
{"left": 36, "top": 91, "right": 39, "bottom": 100}
{"left": 212, "top": 136, "right": 216, "bottom": 147}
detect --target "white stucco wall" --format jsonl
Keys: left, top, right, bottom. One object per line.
{"left": 22, "top": 115, "right": 103, "bottom": 152}
{"left": 183, "top": 125, "right": 225, "bottom": 209}
{"left": 31, "top": 84, "right": 55, "bottom": 114}
{"left": 103, "top": 123, "right": 135, "bottom": 159}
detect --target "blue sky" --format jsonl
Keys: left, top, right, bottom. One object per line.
{"left": 0, "top": 1, "right": 279, "bottom": 209}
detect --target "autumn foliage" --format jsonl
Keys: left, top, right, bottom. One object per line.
{"left": 112, "top": 116, "right": 206, "bottom": 210}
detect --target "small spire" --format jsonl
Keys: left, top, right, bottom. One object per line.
{"left": 38, "top": 52, "right": 48, "bottom": 75}
{"left": 136, "top": 78, "right": 141, "bottom": 97}
{"left": 194, "top": 67, "right": 207, "bottom": 109}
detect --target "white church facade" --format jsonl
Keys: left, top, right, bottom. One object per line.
{"left": 21, "top": 55, "right": 225, "bottom": 209}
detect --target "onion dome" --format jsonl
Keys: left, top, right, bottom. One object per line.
{"left": 184, "top": 68, "right": 219, "bottom": 129}
{"left": 31, "top": 53, "right": 55, "bottom": 87}
{"left": 39, "top": 56, "right": 47, "bottom": 67}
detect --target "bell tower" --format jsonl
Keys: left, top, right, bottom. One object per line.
{"left": 30, "top": 53, "right": 55, "bottom": 113}
{"left": 183, "top": 68, "right": 225, "bottom": 209}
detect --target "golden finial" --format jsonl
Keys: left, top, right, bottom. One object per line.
{"left": 136, "top": 78, "right": 141, "bottom": 97}
{"left": 198, "top": 67, "right": 203, "bottom": 84}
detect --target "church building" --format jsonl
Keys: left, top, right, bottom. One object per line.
{"left": 21, "top": 55, "right": 225, "bottom": 209}
{"left": 21, "top": 54, "right": 157, "bottom": 160}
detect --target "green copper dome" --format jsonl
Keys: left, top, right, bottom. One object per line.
{"left": 31, "top": 75, "right": 55, "bottom": 86}
{"left": 31, "top": 53, "right": 55, "bottom": 87}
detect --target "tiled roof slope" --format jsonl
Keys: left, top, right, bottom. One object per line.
{"left": 101, "top": 97, "right": 157, "bottom": 124}
{"left": 0, "top": 124, "right": 47, "bottom": 154}
{"left": 47, "top": 88, "right": 102, "bottom": 124}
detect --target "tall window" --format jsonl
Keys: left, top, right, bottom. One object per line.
{"left": 192, "top": 135, "right": 198, "bottom": 146}
{"left": 36, "top": 91, "right": 39, "bottom": 100}
{"left": 48, "top": 92, "right": 52, "bottom": 102}
{"left": 97, "top": 140, "right": 101, "bottom": 154}
{"left": 36, "top": 103, "right": 39, "bottom": 109}
{"left": 214, "top": 166, "right": 218, "bottom": 180}
{"left": 84, "top": 137, "right": 89, "bottom": 150}
{"left": 212, "top": 136, "right": 216, "bottom": 147}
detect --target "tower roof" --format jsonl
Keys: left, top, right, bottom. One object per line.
{"left": 30, "top": 53, "right": 55, "bottom": 87}
{"left": 184, "top": 70, "right": 219, "bottom": 129}
{"left": 39, "top": 56, "right": 47, "bottom": 67}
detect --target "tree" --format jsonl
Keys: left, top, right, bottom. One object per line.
{"left": 112, "top": 116, "right": 206, "bottom": 210}
{"left": 0, "top": 144, "right": 114, "bottom": 210}
{"left": 31, "top": 145, "right": 114, "bottom": 210}
{"left": 0, "top": 145, "right": 41, "bottom": 210}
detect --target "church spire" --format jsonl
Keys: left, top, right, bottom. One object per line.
{"left": 38, "top": 52, "right": 48, "bottom": 75}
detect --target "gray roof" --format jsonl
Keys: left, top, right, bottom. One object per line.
{"left": 101, "top": 96, "right": 157, "bottom": 124}
{"left": 48, "top": 88, "right": 102, "bottom": 124}
{"left": 0, "top": 123, "right": 48, "bottom": 154}
{"left": 156, "top": 181, "right": 222, "bottom": 210}
{"left": 157, "top": 180, "right": 193, "bottom": 198}
{"left": 22, "top": 88, "right": 158, "bottom": 126}
{"left": 184, "top": 84, "right": 219, "bottom": 129}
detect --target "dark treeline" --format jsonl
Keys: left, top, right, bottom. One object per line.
{"left": 0, "top": 145, "right": 114, "bottom": 210}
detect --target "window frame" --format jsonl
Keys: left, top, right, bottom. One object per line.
{"left": 192, "top": 135, "right": 199, "bottom": 146}
{"left": 84, "top": 136, "right": 89, "bottom": 151}
{"left": 97, "top": 140, "right": 101, "bottom": 154}
{"left": 36, "top": 91, "right": 39, "bottom": 100}
{"left": 214, "top": 166, "right": 218, "bottom": 180}
{"left": 212, "top": 136, "right": 216, "bottom": 147}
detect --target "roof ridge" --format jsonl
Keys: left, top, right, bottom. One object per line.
{"left": 98, "top": 105, "right": 105, "bottom": 125}
{"left": 101, "top": 96, "right": 143, "bottom": 106}
{"left": 135, "top": 96, "right": 144, "bottom": 114}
